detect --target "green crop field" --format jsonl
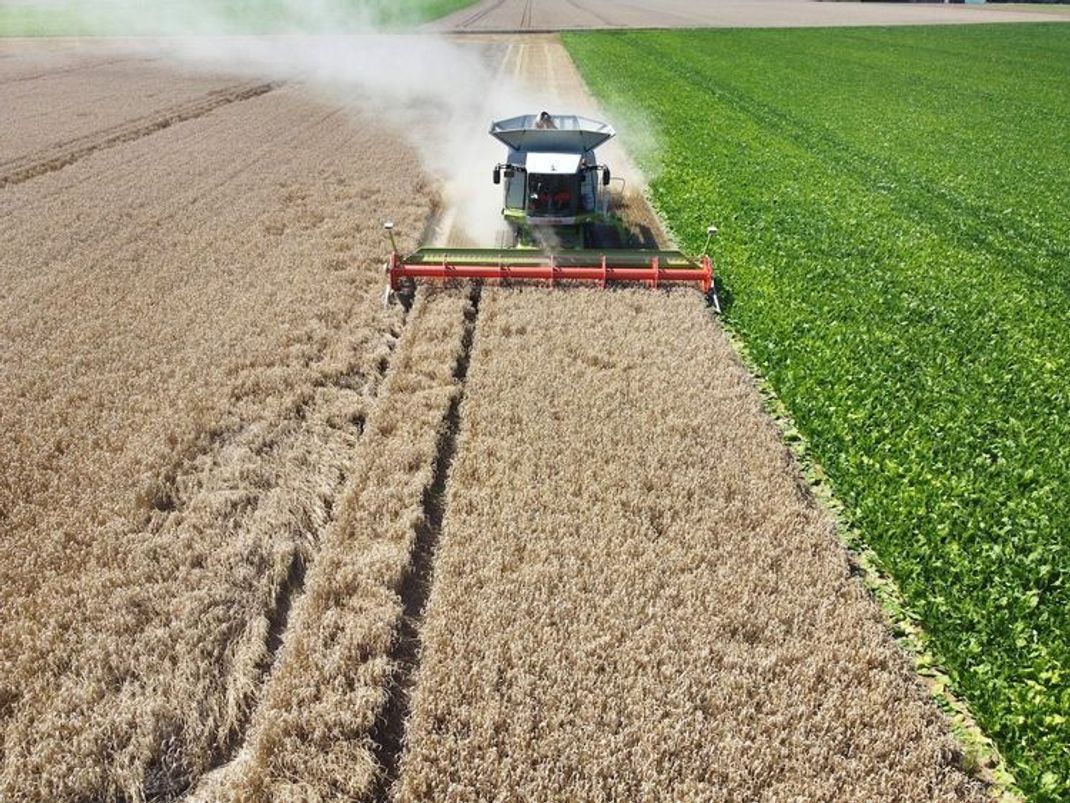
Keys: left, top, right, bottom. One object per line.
{"left": 0, "top": 0, "right": 474, "bottom": 36}
{"left": 565, "top": 23, "right": 1070, "bottom": 800}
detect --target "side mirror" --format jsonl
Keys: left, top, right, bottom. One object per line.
{"left": 493, "top": 165, "right": 501, "bottom": 185}
{"left": 602, "top": 166, "right": 611, "bottom": 187}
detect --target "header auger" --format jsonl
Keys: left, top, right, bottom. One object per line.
{"left": 385, "top": 112, "right": 720, "bottom": 309}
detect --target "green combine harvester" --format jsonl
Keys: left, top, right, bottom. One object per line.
{"left": 386, "top": 113, "right": 719, "bottom": 306}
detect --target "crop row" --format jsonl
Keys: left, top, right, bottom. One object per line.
{"left": 213, "top": 287, "right": 473, "bottom": 800}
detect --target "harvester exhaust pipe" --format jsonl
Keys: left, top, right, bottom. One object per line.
{"left": 384, "top": 220, "right": 399, "bottom": 253}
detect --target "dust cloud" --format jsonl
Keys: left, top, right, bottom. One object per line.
{"left": 20, "top": 0, "right": 558, "bottom": 244}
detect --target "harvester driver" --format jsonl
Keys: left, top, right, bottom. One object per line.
{"left": 535, "top": 111, "right": 557, "bottom": 129}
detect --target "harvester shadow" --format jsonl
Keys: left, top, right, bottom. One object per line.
{"left": 630, "top": 222, "right": 660, "bottom": 250}
{"left": 588, "top": 216, "right": 659, "bottom": 251}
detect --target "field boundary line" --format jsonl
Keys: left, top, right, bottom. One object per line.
{"left": 717, "top": 319, "right": 1023, "bottom": 802}
{"left": 560, "top": 29, "right": 1044, "bottom": 792}
{"left": 555, "top": 33, "right": 1022, "bottom": 793}
{"left": 0, "top": 80, "right": 277, "bottom": 188}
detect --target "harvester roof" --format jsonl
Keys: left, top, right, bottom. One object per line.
{"left": 489, "top": 114, "right": 615, "bottom": 153}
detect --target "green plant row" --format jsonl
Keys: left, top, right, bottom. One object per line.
{"left": 565, "top": 23, "right": 1069, "bottom": 801}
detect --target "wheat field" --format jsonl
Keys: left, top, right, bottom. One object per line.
{"left": 393, "top": 287, "right": 985, "bottom": 801}
{"left": 0, "top": 77, "right": 431, "bottom": 799}
{"left": 1, "top": 41, "right": 997, "bottom": 802}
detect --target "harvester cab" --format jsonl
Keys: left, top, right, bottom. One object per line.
{"left": 385, "top": 112, "right": 720, "bottom": 308}
{"left": 489, "top": 113, "right": 614, "bottom": 248}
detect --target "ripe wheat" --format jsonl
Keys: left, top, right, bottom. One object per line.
{"left": 0, "top": 79, "right": 431, "bottom": 800}
{"left": 395, "top": 287, "right": 985, "bottom": 802}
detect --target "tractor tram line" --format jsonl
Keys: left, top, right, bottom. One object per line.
{"left": 368, "top": 283, "right": 483, "bottom": 803}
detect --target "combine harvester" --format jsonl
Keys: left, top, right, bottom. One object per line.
{"left": 386, "top": 113, "right": 719, "bottom": 307}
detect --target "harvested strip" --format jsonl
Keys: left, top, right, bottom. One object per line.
{"left": 0, "top": 79, "right": 275, "bottom": 187}
{"left": 0, "top": 84, "right": 431, "bottom": 800}
{"left": 394, "top": 288, "right": 985, "bottom": 801}
{"left": 223, "top": 288, "right": 473, "bottom": 801}
{"left": 0, "top": 55, "right": 246, "bottom": 166}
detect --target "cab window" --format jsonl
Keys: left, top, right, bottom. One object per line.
{"left": 527, "top": 174, "right": 578, "bottom": 217}
{"left": 505, "top": 172, "right": 526, "bottom": 210}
